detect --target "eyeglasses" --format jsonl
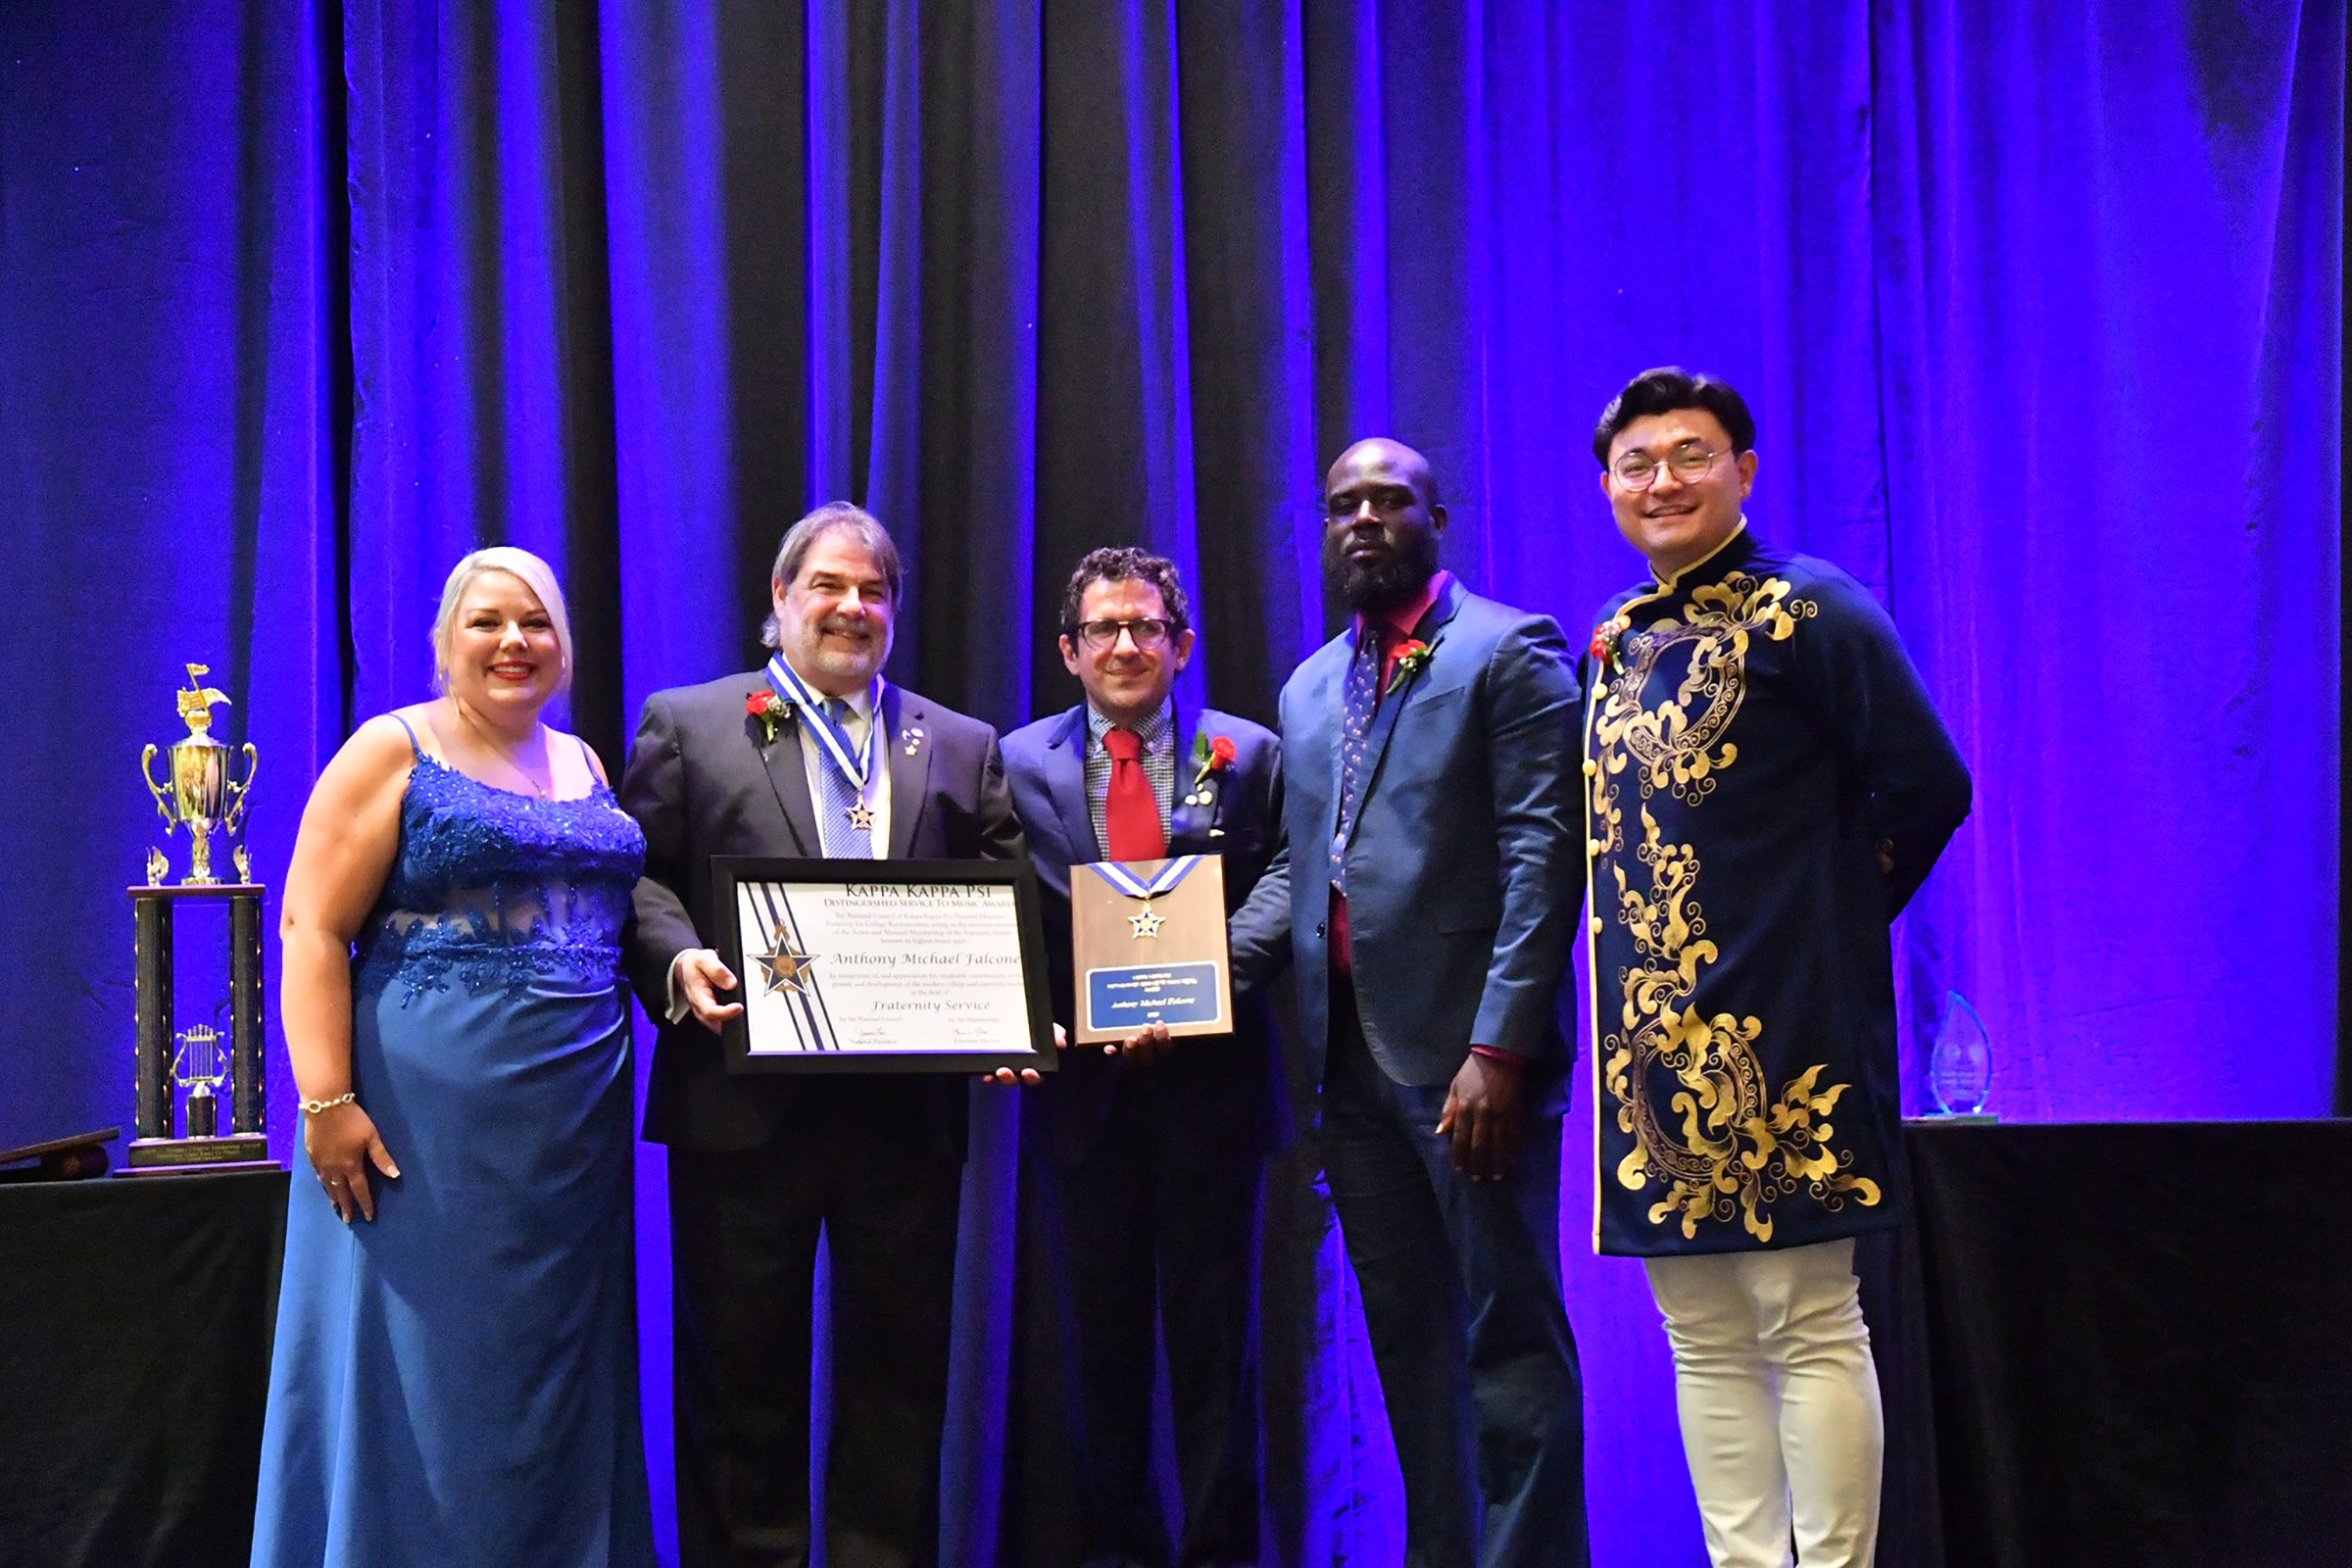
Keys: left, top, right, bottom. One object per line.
{"left": 1071, "top": 617, "right": 1174, "bottom": 651}
{"left": 1610, "top": 443, "right": 1730, "bottom": 491}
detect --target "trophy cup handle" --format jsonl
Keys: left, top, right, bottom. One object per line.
{"left": 222, "top": 743, "right": 259, "bottom": 834}
{"left": 139, "top": 744, "right": 179, "bottom": 834}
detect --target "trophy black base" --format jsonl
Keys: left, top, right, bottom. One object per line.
{"left": 122, "top": 1135, "right": 276, "bottom": 1174}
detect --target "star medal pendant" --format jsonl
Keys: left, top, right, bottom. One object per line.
{"left": 845, "top": 801, "right": 875, "bottom": 833}
{"left": 1128, "top": 901, "right": 1164, "bottom": 940}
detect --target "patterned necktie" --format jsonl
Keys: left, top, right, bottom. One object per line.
{"left": 1333, "top": 625, "right": 1384, "bottom": 892}
{"left": 1102, "top": 725, "right": 1166, "bottom": 861}
{"left": 813, "top": 697, "right": 876, "bottom": 859}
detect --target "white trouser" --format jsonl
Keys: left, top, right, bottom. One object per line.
{"left": 1643, "top": 1237, "right": 1883, "bottom": 1568}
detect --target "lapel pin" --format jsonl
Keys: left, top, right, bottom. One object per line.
{"left": 903, "top": 725, "right": 926, "bottom": 757}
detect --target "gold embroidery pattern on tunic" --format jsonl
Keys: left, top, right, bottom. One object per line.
{"left": 1592, "top": 573, "right": 1880, "bottom": 1243}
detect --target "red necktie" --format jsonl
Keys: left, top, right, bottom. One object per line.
{"left": 1102, "top": 726, "right": 1166, "bottom": 860}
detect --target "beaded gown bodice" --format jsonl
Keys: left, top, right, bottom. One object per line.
{"left": 354, "top": 755, "right": 647, "bottom": 1000}
{"left": 260, "top": 741, "right": 657, "bottom": 1566}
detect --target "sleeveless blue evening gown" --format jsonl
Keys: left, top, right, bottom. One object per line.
{"left": 251, "top": 730, "right": 655, "bottom": 1567}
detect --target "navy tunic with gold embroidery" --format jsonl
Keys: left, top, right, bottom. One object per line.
{"left": 1582, "top": 528, "right": 1969, "bottom": 1257}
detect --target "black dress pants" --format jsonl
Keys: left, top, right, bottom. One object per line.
{"left": 1022, "top": 1065, "right": 1266, "bottom": 1568}
{"left": 666, "top": 1080, "right": 963, "bottom": 1568}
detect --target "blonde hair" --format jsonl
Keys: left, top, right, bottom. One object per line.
{"left": 431, "top": 546, "right": 574, "bottom": 696}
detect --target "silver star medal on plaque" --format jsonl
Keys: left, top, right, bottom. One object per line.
{"left": 1129, "top": 902, "right": 1165, "bottom": 940}
{"left": 845, "top": 801, "right": 875, "bottom": 833}
{"left": 755, "top": 925, "right": 818, "bottom": 995}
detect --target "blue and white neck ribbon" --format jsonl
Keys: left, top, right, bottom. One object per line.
{"left": 765, "top": 653, "right": 880, "bottom": 793}
{"left": 1086, "top": 855, "right": 1203, "bottom": 902}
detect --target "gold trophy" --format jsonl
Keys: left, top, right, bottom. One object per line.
{"left": 126, "top": 666, "right": 273, "bottom": 1172}
{"left": 140, "top": 664, "right": 258, "bottom": 886}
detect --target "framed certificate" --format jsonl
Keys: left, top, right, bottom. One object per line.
{"left": 1069, "top": 855, "right": 1234, "bottom": 1045}
{"left": 711, "top": 858, "right": 1057, "bottom": 1075}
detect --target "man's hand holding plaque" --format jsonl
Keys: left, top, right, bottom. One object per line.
{"left": 1068, "top": 853, "right": 1233, "bottom": 1046}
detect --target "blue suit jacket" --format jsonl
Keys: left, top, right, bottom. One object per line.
{"left": 1003, "top": 700, "right": 1286, "bottom": 1163}
{"left": 1230, "top": 578, "right": 1581, "bottom": 1089}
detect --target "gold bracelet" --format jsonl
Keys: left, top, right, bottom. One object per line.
{"left": 299, "top": 1091, "right": 358, "bottom": 1115}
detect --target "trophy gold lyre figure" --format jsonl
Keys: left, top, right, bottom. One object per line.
{"left": 172, "top": 1024, "right": 229, "bottom": 1139}
{"left": 139, "top": 663, "right": 258, "bottom": 885}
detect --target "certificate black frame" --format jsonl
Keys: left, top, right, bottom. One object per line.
{"left": 710, "top": 857, "right": 1057, "bottom": 1075}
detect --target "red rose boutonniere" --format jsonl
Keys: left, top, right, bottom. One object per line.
{"left": 1183, "top": 730, "right": 1240, "bottom": 814}
{"left": 1385, "top": 638, "right": 1433, "bottom": 697}
{"left": 1589, "top": 615, "right": 1631, "bottom": 674}
{"left": 1188, "top": 730, "right": 1238, "bottom": 791}
{"left": 746, "top": 689, "right": 795, "bottom": 745}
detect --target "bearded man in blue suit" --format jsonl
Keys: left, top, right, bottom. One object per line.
{"left": 1230, "top": 440, "right": 1589, "bottom": 1568}
{"left": 1000, "top": 547, "right": 1285, "bottom": 1568}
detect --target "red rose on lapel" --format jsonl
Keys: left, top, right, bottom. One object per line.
{"left": 746, "top": 689, "right": 794, "bottom": 744}
{"left": 1590, "top": 615, "right": 1630, "bottom": 671}
{"left": 1189, "top": 729, "right": 1237, "bottom": 790}
{"left": 1385, "top": 639, "right": 1433, "bottom": 697}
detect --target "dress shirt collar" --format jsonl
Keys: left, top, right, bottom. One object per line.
{"left": 1086, "top": 698, "right": 1176, "bottom": 753}
{"left": 823, "top": 677, "right": 881, "bottom": 725}
{"left": 771, "top": 651, "right": 884, "bottom": 726}
{"left": 1354, "top": 567, "right": 1453, "bottom": 648}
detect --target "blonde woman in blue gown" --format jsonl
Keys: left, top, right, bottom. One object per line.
{"left": 251, "top": 548, "right": 653, "bottom": 1566}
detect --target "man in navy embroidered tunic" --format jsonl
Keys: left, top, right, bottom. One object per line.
{"left": 1582, "top": 368, "right": 1970, "bottom": 1568}
{"left": 1231, "top": 439, "right": 1589, "bottom": 1568}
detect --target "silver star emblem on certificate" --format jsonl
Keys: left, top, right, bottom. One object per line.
{"left": 1129, "top": 903, "right": 1164, "bottom": 939}
{"left": 845, "top": 801, "right": 875, "bottom": 833}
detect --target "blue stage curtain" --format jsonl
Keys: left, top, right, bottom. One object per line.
{"left": 1869, "top": 0, "right": 2345, "bottom": 1122}
{"left": 1, "top": 2, "right": 2338, "bottom": 1564}
{"left": 1, "top": 1, "right": 348, "bottom": 1183}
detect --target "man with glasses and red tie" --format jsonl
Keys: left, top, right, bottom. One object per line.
{"left": 998, "top": 547, "right": 1286, "bottom": 1568}
{"left": 1228, "top": 440, "right": 1590, "bottom": 1568}
{"left": 1583, "top": 368, "right": 1969, "bottom": 1568}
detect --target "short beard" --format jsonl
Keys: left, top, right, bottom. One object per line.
{"left": 787, "top": 616, "right": 889, "bottom": 689}
{"left": 1328, "top": 531, "right": 1442, "bottom": 615}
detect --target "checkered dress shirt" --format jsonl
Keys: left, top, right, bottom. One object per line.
{"left": 1084, "top": 700, "right": 1176, "bottom": 858}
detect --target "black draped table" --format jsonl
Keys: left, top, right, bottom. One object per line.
{"left": 0, "top": 1168, "right": 285, "bottom": 1568}
{"left": 1881, "top": 1119, "right": 2352, "bottom": 1568}
{"left": 4, "top": 1130, "right": 2349, "bottom": 1566}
